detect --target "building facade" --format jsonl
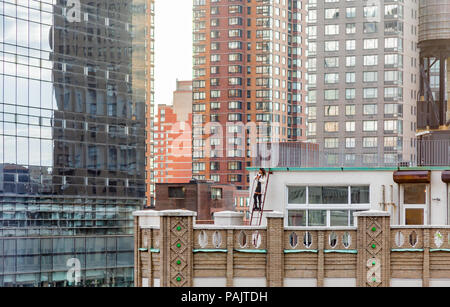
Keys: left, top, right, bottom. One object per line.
{"left": 248, "top": 167, "right": 450, "bottom": 227}
{"left": 306, "top": 0, "right": 420, "bottom": 165}
{"left": 146, "top": 0, "right": 156, "bottom": 208}
{"left": 152, "top": 81, "right": 193, "bottom": 190}
{"left": 134, "top": 208, "right": 450, "bottom": 287}
{"left": 133, "top": 165, "right": 450, "bottom": 288}
{"left": 192, "top": 0, "right": 308, "bottom": 191}
{"left": 0, "top": 0, "right": 153, "bottom": 286}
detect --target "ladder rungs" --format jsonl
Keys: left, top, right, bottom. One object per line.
{"left": 249, "top": 171, "right": 270, "bottom": 227}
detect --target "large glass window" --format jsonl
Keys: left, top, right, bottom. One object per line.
{"left": 308, "top": 210, "right": 327, "bottom": 226}
{"left": 351, "top": 186, "right": 370, "bottom": 204}
{"left": 287, "top": 186, "right": 370, "bottom": 226}
{"left": 404, "top": 184, "right": 426, "bottom": 204}
{"left": 309, "top": 186, "right": 348, "bottom": 204}
{"left": 330, "top": 210, "right": 349, "bottom": 226}
{"left": 403, "top": 184, "right": 427, "bottom": 225}
{"left": 288, "top": 210, "right": 306, "bottom": 226}
{"left": 288, "top": 186, "right": 306, "bottom": 204}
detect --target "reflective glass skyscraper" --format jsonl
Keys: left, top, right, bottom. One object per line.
{"left": 0, "top": 0, "right": 152, "bottom": 286}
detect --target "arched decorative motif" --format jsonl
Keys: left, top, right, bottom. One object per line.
{"left": 289, "top": 232, "right": 298, "bottom": 248}
{"left": 198, "top": 230, "right": 208, "bottom": 248}
{"left": 212, "top": 231, "right": 222, "bottom": 248}
{"left": 303, "top": 232, "right": 312, "bottom": 248}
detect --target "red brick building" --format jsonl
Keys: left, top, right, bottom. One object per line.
{"left": 150, "top": 81, "right": 193, "bottom": 206}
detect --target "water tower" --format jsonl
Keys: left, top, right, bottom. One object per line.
{"left": 418, "top": 0, "right": 450, "bottom": 130}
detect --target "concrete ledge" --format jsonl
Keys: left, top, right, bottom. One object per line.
{"left": 193, "top": 249, "right": 228, "bottom": 253}
{"left": 285, "top": 226, "right": 357, "bottom": 231}
{"left": 353, "top": 210, "right": 391, "bottom": 217}
{"left": 133, "top": 210, "right": 160, "bottom": 228}
{"left": 233, "top": 277, "right": 267, "bottom": 287}
{"left": 214, "top": 211, "right": 243, "bottom": 217}
{"left": 392, "top": 225, "right": 450, "bottom": 229}
{"left": 214, "top": 211, "right": 244, "bottom": 226}
{"left": 234, "top": 249, "right": 267, "bottom": 254}
{"left": 390, "top": 278, "right": 422, "bottom": 287}
{"left": 133, "top": 210, "right": 160, "bottom": 217}
{"left": 324, "top": 249, "right": 358, "bottom": 254}
{"left": 391, "top": 248, "right": 424, "bottom": 252}
{"left": 193, "top": 225, "right": 267, "bottom": 230}
{"left": 284, "top": 278, "right": 317, "bottom": 287}
{"left": 159, "top": 209, "right": 197, "bottom": 217}
{"left": 193, "top": 277, "right": 227, "bottom": 287}
{"left": 430, "top": 278, "right": 450, "bottom": 287}
{"left": 284, "top": 249, "right": 318, "bottom": 253}
{"left": 265, "top": 211, "right": 284, "bottom": 218}
{"left": 324, "top": 278, "right": 356, "bottom": 287}
{"left": 133, "top": 209, "right": 197, "bottom": 228}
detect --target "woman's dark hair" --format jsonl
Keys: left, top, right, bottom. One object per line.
{"left": 259, "top": 168, "right": 266, "bottom": 177}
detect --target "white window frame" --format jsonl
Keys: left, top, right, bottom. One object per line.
{"left": 400, "top": 184, "right": 429, "bottom": 226}
{"left": 285, "top": 184, "right": 371, "bottom": 227}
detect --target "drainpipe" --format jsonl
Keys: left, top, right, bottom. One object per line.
{"left": 447, "top": 57, "right": 450, "bottom": 125}
{"left": 397, "top": 184, "right": 401, "bottom": 225}
{"left": 447, "top": 182, "right": 449, "bottom": 225}
{"left": 428, "top": 184, "right": 431, "bottom": 226}
{"left": 390, "top": 185, "right": 394, "bottom": 225}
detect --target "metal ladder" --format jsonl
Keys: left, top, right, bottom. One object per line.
{"left": 249, "top": 171, "right": 271, "bottom": 227}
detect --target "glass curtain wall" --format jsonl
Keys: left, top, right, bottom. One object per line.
{"left": 0, "top": 0, "right": 148, "bottom": 286}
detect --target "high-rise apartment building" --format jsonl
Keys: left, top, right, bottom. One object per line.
{"left": 146, "top": 0, "right": 156, "bottom": 208}
{"left": 306, "top": 0, "right": 420, "bottom": 165}
{"left": 152, "top": 80, "right": 193, "bottom": 189}
{"left": 0, "top": 0, "right": 153, "bottom": 286}
{"left": 192, "top": 0, "right": 307, "bottom": 190}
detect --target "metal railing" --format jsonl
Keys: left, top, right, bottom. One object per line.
{"left": 417, "top": 139, "right": 450, "bottom": 166}
{"left": 253, "top": 139, "right": 450, "bottom": 169}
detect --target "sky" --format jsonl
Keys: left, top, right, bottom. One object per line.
{"left": 154, "top": 0, "right": 193, "bottom": 106}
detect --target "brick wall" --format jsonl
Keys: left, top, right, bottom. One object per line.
{"left": 134, "top": 210, "right": 450, "bottom": 287}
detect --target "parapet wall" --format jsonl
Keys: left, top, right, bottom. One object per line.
{"left": 133, "top": 210, "right": 450, "bottom": 287}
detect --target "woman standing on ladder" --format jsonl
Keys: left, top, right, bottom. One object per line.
{"left": 253, "top": 168, "right": 266, "bottom": 211}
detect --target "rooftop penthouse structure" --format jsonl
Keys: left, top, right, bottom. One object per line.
{"left": 133, "top": 166, "right": 450, "bottom": 287}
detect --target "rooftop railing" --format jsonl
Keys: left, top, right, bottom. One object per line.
{"left": 252, "top": 139, "right": 450, "bottom": 169}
